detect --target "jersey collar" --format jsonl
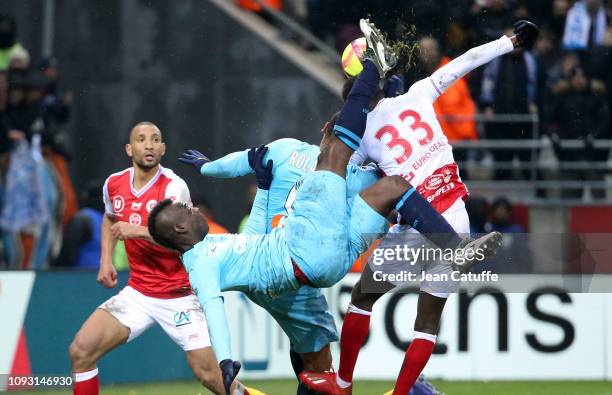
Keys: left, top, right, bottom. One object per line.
{"left": 130, "top": 165, "right": 163, "bottom": 198}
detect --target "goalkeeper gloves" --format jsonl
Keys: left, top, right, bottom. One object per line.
{"left": 220, "top": 359, "right": 241, "bottom": 395}
{"left": 248, "top": 145, "right": 274, "bottom": 190}
{"left": 513, "top": 20, "right": 539, "bottom": 49}
{"left": 178, "top": 149, "right": 210, "bottom": 171}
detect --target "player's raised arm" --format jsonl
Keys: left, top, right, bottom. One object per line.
{"left": 179, "top": 148, "right": 253, "bottom": 178}
{"left": 409, "top": 20, "right": 539, "bottom": 103}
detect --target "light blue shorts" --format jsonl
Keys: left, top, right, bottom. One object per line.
{"left": 285, "top": 170, "right": 388, "bottom": 287}
{"left": 247, "top": 286, "right": 338, "bottom": 354}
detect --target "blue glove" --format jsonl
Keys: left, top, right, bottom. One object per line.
{"left": 219, "top": 359, "right": 241, "bottom": 395}
{"left": 383, "top": 75, "right": 405, "bottom": 98}
{"left": 178, "top": 149, "right": 210, "bottom": 171}
{"left": 248, "top": 145, "right": 274, "bottom": 190}
{"left": 513, "top": 20, "right": 539, "bottom": 49}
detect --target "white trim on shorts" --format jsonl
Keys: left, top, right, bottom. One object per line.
{"left": 98, "top": 286, "right": 211, "bottom": 351}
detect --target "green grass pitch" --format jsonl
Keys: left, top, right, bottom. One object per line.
{"left": 12, "top": 379, "right": 612, "bottom": 394}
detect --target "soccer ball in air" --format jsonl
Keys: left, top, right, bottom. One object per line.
{"left": 341, "top": 37, "right": 366, "bottom": 77}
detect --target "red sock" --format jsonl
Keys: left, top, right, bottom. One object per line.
{"left": 338, "top": 304, "right": 372, "bottom": 384}
{"left": 73, "top": 368, "right": 99, "bottom": 395}
{"left": 392, "top": 332, "right": 436, "bottom": 395}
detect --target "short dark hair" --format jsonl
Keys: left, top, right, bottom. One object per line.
{"left": 147, "top": 198, "right": 177, "bottom": 250}
{"left": 323, "top": 111, "right": 341, "bottom": 137}
{"left": 128, "top": 121, "right": 161, "bottom": 143}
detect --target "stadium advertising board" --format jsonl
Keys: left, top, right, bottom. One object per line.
{"left": 332, "top": 275, "right": 610, "bottom": 380}
{"left": 0, "top": 272, "right": 36, "bottom": 390}
{"left": 1, "top": 272, "right": 611, "bottom": 385}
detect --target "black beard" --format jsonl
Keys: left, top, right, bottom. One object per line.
{"left": 134, "top": 159, "right": 158, "bottom": 170}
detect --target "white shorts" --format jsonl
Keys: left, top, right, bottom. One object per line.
{"left": 99, "top": 286, "right": 210, "bottom": 351}
{"left": 379, "top": 198, "right": 470, "bottom": 298}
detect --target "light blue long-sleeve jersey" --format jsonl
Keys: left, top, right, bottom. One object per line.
{"left": 200, "top": 138, "right": 319, "bottom": 233}
{"left": 184, "top": 138, "right": 380, "bottom": 362}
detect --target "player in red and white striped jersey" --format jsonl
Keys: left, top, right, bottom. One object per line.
{"left": 68, "top": 122, "right": 248, "bottom": 395}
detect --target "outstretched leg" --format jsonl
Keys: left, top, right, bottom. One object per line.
{"left": 317, "top": 18, "right": 397, "bottom": 177}
{"left": 360, "top": 175, "right": 502, "bottom": 271}
{"left": 316, "top": 58, "right": 382, "bottom": 178}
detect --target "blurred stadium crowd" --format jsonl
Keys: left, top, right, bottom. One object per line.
{"left": 247, "top": 0, "right": 612, "bottom": 193}
{"left": 0, "top": 13, "right": 81, "bottom": 270}
{"left": 1, "top": 1, "right": 609, "bottom": 269}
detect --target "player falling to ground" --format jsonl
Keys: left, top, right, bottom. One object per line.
{"left": 180, "top": 140, "right": 380, "bottom": 395}
{"left": 147, "top": 20, "right": 502, "bottom": 394}
{"left": 300, "top": 20, "right": 539, "bottom": 395}
{"left": 181, "top": 136, "right": 437, "bottom": 395}
{"left": 177, "top": 73, "right": 440, "bottom": 395}
{"left": 182, "top": 135, "right": 442, "bottom": 395}
{"left": 67, "top": 122, "right": 251, "bottom": 395}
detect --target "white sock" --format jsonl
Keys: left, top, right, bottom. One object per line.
{"left": 347, "top": 303, "right": 372, "bottom": 316}
{"left": 336, "top": 375, "right": 351, "bottom": 388}
{"left": 74, "top": 368, "right": 98, "bottom": 382}
{"left": 413, "top": 331, "right": 437, "bottom": 343}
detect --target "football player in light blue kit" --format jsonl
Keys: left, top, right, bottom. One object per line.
{"left": 179, "top": 136, "right": 382, "bottom": 394}
{"left": 148, "top": 128, "right": 391, "bottom": 394}
{"left": 147, "top": 19, "right": 497, "bottom": 394}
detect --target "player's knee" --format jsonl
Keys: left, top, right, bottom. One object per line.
{"left": 350, "top": 279, "right": 384, "bottom": 311}
{"left": 413, "top": 314, "right": 440, "bottom": 335}
{"left": 350, "top": 284, "right": 376, "bottom": 312}
{"left": 68, "top": 337, "right": 95, "bottom": 368}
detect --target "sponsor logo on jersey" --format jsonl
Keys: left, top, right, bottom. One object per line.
{"left": 173, "top": 310, "right": 192, "bottom": 327}
{"left": 113, "top": 196, "right": 125, "bottom": 212}
{"left": 146, "top": 199, "right": 157, "bottom": 212}
{"left": 131, "top": 202, "right": 142, "bottom": 211}
{"left": 129, "top": 213, "right": 142, "bottom": 226}
{"left": 426, "top": 182, "right": 456, "bottom": 202}
{"left": 424, "top": 174, "right": 444, "bottom": 190}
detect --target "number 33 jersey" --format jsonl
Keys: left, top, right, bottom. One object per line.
{"left": 352, "top": 78, "right": 469, "bottom": 213}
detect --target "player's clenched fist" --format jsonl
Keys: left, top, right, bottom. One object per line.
{"left": 513, "top": 20, "right": 539, "bottom": 48}
{"left": 219, "top": 359, "right": 241, "bottom": 395}
{"left": 97, "top": 262, "right": 118, "bottom": 288}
